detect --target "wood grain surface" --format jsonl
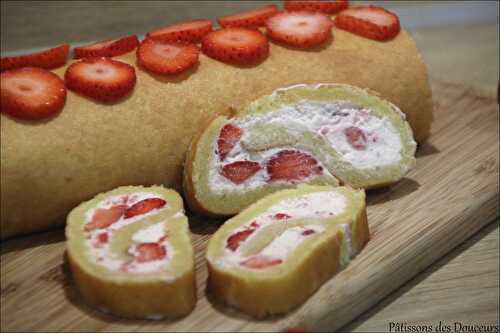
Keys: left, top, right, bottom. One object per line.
{"left": 345, "top": 219, "right": 499, "bottom": 332}
{"left": 1, "top": 79, "right": 499, "bottom": 332}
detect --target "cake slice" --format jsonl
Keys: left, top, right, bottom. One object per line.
{"left": 206, "top": 185, "right": 369, "bottom": 318}
{"left": 184, "top": 83, "right": 416, "bottom": 216}
{"left": 65, "top": 185, "right": 196, "bottom": 319}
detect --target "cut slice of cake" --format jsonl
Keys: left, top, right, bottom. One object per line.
{"left": 184, "top": 83, "right": 416, "bottom": 216}
{"left": 206, "top": 184, "right": 369, "bottom": 317}
{"left": 66, "top": 185, "right": 196, "bottom": 319}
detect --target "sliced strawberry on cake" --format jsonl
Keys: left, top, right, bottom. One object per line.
{"left": 73, "top": 35, "right": 139, "bottom": 59}
{"left": 274, "top": 213, "right": 292, "bottom": 220}
{"left": 266, "top": 11, "right": 334, "bottom": 48}
{"left": 217, "top": 5, "right": 279, "bottom": 29}
{"left": 226, "top": 229, "right": 255, "bottom": 251}
{"left": 344, "top": 126, "right": 367, "bottom": 150}
{"left": 1, "top": 67, "right": 66, "bottom": 120}
{"left": 1, "top": 44, "right": 69, "bottom": 71}
{"left": 284, "top": 0, "right": 349, "bottom": 14}
{"left": 202, "top": 28, "right": 269, "bottom": 65}
{"left": 147, "top": 19, "right": 213, "bottom": 43}
{"left": 267, "top": 150, "right": 323, "bottom": 182}
{"left": 65, "top": 57, "right": 136, "bottom": 102}
{"left": 335, "top": 5, "right": 401, "bottom": 41}
{"left": 221, "top": 160, "right": 261, "bottom": 184}
{"left": 124, "top": 198, "right": 167, "bottom": 218}
{"left": 137, "top": 39, "right": 200, "bottom": 75}
{"left": 240, "top": 256, "right": 283, "bottom": 269}
{"left": 135, "top": 242, "right": 167, "bottom": 263}
{"left": 84, "top": 204, "right": 127, "bottom": 231}
{"left": 217, "top": 124, "right": 243, "bottom": 160}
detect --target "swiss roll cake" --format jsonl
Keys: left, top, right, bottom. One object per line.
{"left": 184, "top": 83, "right": 416, "bottom": 216}
{"left": 206, "top": 185, "right": 369, "bottom": 318}
{"left": 65, "top": 185, "right": 196, "bottom": 319}
{"left": 1, "top": 24, "right": 432, "bottom": 239}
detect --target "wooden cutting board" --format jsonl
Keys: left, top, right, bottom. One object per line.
{"left": 1, "top": 79, "right": 498, "bottom": 332}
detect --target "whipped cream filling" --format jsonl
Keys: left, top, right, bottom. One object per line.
{"left": 217, "top": 191, "right": 346, "bottom": 269}
{"left": 208, "top": 100, "right": 403, "bottom": 193}
{"left": 132, "top": 222, "right": 165, "bottom": 243}
{"left": 339, "top": 223, "right": 354, "bottom": 268}
{"left": 87, "top": 221, "right": 174, "bottom": 275}
{"left": 84, "top": 193, "right": 176, "bottom": 276}
{"left": 259, "top": 224, "right": 326, "bottom": 259}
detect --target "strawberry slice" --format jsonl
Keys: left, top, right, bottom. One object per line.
{"left": 220, "top": 160, "right": 261, "bottom": 184}
{"left": 137, "top": 39, "right": 199, "bottom": 75}
{"left": 301, "top": 229, "right": 316, "bottom": 236}
{"left": 1, "top": 44, "right": 69, "bottom": 72}
{"left": 202, "top": 28, "right": 269, "bottom": 65}
{"left": 335, "top": 5, "right": 401, "bottom": 41}
{"left": 64, "top": 57, "right": 136, "bottom": 102}
{"left": 84, "top": 205, "right": 127, "bottom": 232}
{"left": 97, "top": 232, "right": 109, "bottom": 243}
{"left": 266, "top": 11, "right": 334, "bottom": 48}
{"left": 249, "top": 221, "right": 259, "bottom": 229}
{"left": 344, "top": 126, "right": 367, "bottom": 150}
{"left": 226, "top": 229, "right": 255, "bottom": 251}
{"left": 1, "top": 67, "right": 66, "bottom": 120}
{"left": 217, "top": 123, "right": 243, "bottom": 160}
{"left": 217, "top": 5, "right": 279, "bottom": 29}
{"left": 124, "top": 198, "right": 167, "bottom": 219}
{"left": 285, "top": 0, "right": 349, "bottom": 14}
{"left": 240, "top": 255, "right": 283, "bottom": 269}
{"left": 147, "top": 19, "right": 213, "bottom": 43}
{"left": 267, "top": 150, "right": 323, "bottom": 182}
{"left": 274, "top": 213, "right": 292, "bottom": 220}
{"left": 73, "top": 35, "right": 139, "bottom": 59}
{"left": 135, "top": 243, "right": 167, "bottom": 263}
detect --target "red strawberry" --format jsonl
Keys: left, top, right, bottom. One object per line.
{"left": 249, "top": 221, "right": 259, "bottom": 229}
{"left": 274, "top": 213, "right": 292, "bottom": 220}
{"left": 301, "top": 229, "right": 316, "bottom": 236}
{"left": 137, "top": 39, "right": 199, "bottom": 75}
{"left": 202, "top": 28, "right": 269, "bottom": 65}
{"left": 285, "top": 0, "right": 349, "bottom": 14}
{"left": 73, "top": 35, "right": 139, "bottom": 59}
{"left": 267, "top": 150, "right": 323, "bottom": 182}
{"left": 147, "top": 19, "right": 213, "bottom": 43}
{"left": 266, "top": 11, "right": 334, "bottom": 48}
{"left": 65, "top": 57, "right": 136, "bottom": 102}
{"left": 226, "top": 229, "right": 255, "bottom": 251}
{"left": 135, "top": 243, "right": 167, "bottom": 263}
{"left": 97, "top": 232, "right": 109, "bottom": 243}
{"left": 240, "top": 255, "right": 283, "bottom": 269}
{"left": 220, "top": 160, "right": 261, "bottom": 184}
{"left": 344, "top": 126, "right": 367, "bottom": 150}
{"left": 217, "top": 5, "right": 279, "bottom": 29}
{"left": 124, "top": 198, "right": 167, "bottom": 218}
{"left": 1, "top": 67, "right": 66, "bottom": 120}
{"left": 335, "top": 5, "right": 401, "bottom": 41}
{"left": 1, "top": 44, "right": 69, "bottom": 72}
{"left": 84, "top": 205, "right": 127, "bottom": 231}
{"left": 217, "top": 123, "right": 243, "bottom": 160}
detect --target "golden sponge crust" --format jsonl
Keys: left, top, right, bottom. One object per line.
{"left": 68, "top": 254, "right": 196, "bottom": 319}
